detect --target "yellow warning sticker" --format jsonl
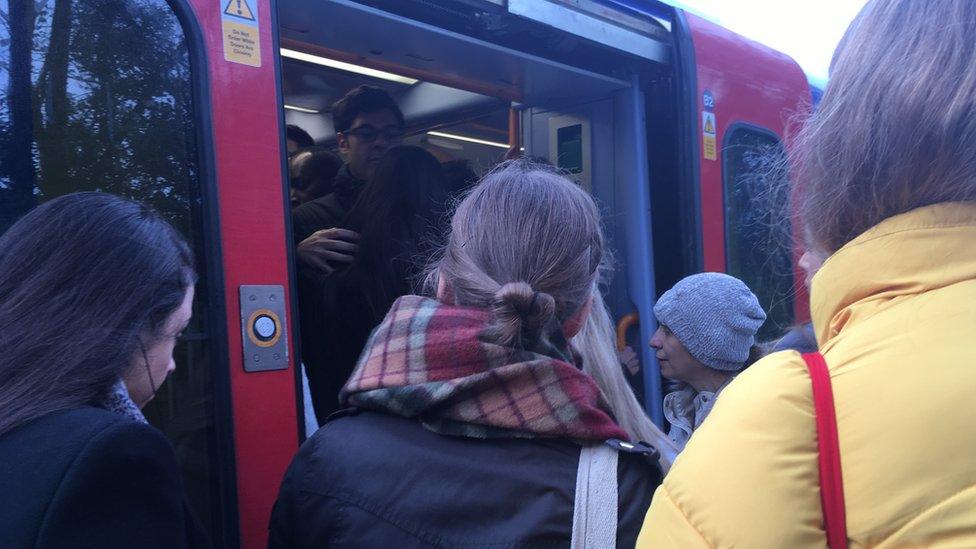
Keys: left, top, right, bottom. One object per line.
{"left": 221, "top": 0, "right": 261, "bottom": 67}
{"left": 702, "top": 111, "right": 717, "bottom": 161}
{"left": 703, "top": 134, "right": 716, "bottom": 161}
{"left": 225, "top": 0, "right": 255, "bottom": 20}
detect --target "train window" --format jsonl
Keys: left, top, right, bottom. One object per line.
{"left": 722, "top": 126, "right": 794, "bottom": 339}
{"left": 0, "top": 0, "right": 226, "bottom": 541}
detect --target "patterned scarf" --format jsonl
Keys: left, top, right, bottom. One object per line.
{"left": 98, "top": 379, "right": 148, "bottom": 424}
{"left": 340, "top": 295, "right": 629, "bottom": 441}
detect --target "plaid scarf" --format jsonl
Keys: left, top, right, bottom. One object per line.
{"left": 340, "top": 295, "right": 629, "bottom": 441}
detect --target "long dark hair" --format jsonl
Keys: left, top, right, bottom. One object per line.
{"left": 338, "top": 146, "right": 451, "bottom": 315}
{"left": 0, "top": 192, "right": 195, "bottom": 436}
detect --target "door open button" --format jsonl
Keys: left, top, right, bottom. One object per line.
{"left": 254, "top": 314, "right": 277, "bottom": 341}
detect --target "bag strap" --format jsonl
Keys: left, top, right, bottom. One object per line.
{"left": 801, "top": 352, "right": 848, "bottom": 549}
{"left": 571, "top": 443, "right": 618, "bottom": 548}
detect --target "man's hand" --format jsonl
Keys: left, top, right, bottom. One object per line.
{"left": 296, "top": 228, "right": 360, "bottom": 275}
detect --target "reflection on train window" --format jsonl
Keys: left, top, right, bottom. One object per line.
{"left": 723, "top": 126, "right": 794, "bottom": 339}
{"left": 0, "top": 0, "right": 227, "bottom": 542}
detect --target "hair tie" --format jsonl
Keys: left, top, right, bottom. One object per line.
{"left": 529, "top": 291, "right": 540, "bottom": 313}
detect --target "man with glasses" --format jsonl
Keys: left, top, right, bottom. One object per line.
{"left": 292, "top": 86, "right": 404, "bottom": 430}
{"left": 293, "top": 85, "right": 405, "bottom": 273}
{"left": 292, "top": 86, "right": 404, "bottom": 266}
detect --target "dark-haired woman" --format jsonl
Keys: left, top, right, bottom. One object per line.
{"left": 301, "top": 145, "right": 453, "bottom": 423}
{"left": 0, "top": 193, "right": 207, "bottom": 548}
{"left": 271, "top": 160, "right": 663, "bottom": 548}
{"left": 639, "top": 0, "right": 976, "bottom": 546}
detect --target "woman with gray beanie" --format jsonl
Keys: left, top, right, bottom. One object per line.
{"left": 650, "top": 272, "right": 766, "bottom": 451}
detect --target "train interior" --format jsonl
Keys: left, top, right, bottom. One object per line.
{"left": 277, "top": 0, "right": 686, "bottom": 421}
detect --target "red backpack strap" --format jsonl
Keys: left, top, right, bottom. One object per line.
{"left": 801, "top": 352, "right": 848, "bottom": 549}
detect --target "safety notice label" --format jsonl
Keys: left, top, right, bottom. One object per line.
{"left": 221, "top": 0, "right": 261, "bottom": 67}
{"left": 702, "top": 111, "right": 717, "bottom": 161}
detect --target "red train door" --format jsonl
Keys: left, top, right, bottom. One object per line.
{"left": 677, "top": 10, "right": 812, "bottom": 336}
{"left": 182, "top": 0, "right": 299, "bottom": 546}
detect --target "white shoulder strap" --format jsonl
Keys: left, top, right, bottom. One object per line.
{"left": 571, "top": 443, "right": 619, "bottom": 548}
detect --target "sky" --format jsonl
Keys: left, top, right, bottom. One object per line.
{"left": 668, "top": 0, "right": 868, "bottom": 87}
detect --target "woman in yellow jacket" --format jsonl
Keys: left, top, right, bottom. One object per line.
{"left": 638, "top": 0, "right": 976, "bottom": 546}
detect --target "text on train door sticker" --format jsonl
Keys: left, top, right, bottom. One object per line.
{"left": 702, "top": 111, "right": 717, "bottom": 161}
{"left": 221, "top": 0, "right": 261, "bottom": 67}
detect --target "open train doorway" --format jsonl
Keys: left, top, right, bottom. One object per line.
{"left": 277, "top": 0, "right": 673, "bottom": 426}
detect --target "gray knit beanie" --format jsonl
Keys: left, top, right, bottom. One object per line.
{"left": 653, "top": 272, "right": 766, "bottom": 371}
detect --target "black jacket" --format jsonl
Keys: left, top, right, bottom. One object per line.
{"left": 292, "top": 164, "right": 363, "bottom": 244}
{"left": 292, "top": 164, "right": 370, "bottom": 423}
{"left": 269, "top": 410, "right": 661, "bottom": 548}
{"left": 0, "top": 407, "right": 208, "bottom": 549}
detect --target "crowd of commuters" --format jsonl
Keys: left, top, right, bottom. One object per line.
{"left": 1, "top": 0, "right": 974, "bottom": 546}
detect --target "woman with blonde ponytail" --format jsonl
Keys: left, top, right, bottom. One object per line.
{"left": 271, "top": 160, "right": 663, "bottom": 548}
{"left": 573, "top": 286, "right": 678, "bottom": 471}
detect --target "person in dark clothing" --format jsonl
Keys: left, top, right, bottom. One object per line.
{"left": 285, "top": 124, "right": 314, "bottom": 155}
{"left": 292, "top": 85, "right": 405, "bottom": 272}
{"left": 0, "top": 193, "right": 207, "bottom": 548}
{"left": 290, "top": 163, "right": 365, "bottom": 245}
{"left": 271, "top": 160, "right": 664, "bottom": 548}
{"left": 269, "top": 411, "right": 659, "bottom": 548}
{"left": 288, "top": 146, "right": 343, "bottom": 207}
{"left": 302, "top": 146, "right": 451, "bottom": 423}
{"left": 441, "top": 157, "right": 479, "bottom": 196}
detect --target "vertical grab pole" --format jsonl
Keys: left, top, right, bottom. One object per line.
{"left": 508, "top": 105, "right": 521, "bottom": 150}
{"left": 613, "top": 75, "right": 663, "bottom": 426}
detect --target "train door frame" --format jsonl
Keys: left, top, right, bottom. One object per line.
{"left": 277, "top": 0, "right": 675, "bottom": 427}
{"left": 159, "top": 3, "right": 242, "bottom": 545}
{"left": 182, "top": 0, "right": 302, "bottom": 546}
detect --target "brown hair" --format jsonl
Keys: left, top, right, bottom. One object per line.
{"left": 794, "top": 0, "right": 976, "bottom": 252}
{"left": 431, "top": 159, "right": 603, "bottom": 347}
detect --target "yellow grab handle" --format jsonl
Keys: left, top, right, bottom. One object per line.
{"left": 615, "top": 312, "right": 640, "bottom": 351}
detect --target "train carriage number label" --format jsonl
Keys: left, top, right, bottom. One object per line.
{"left": 221, "top": 0, "right": 261, "bottom": 67}
{"left": 702, "top": 90, "right": 717, "bottom": 161}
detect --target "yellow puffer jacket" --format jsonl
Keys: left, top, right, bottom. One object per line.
{"left": 638, "top": 202, "right": 976, "bottom": 548}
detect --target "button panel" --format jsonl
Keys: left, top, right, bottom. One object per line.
{"left": 239, "top": 285, "right": 288, "bottom": 372}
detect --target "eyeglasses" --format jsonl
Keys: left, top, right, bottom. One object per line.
{"left": 343, "top": 125, "right": 404, "bottom": 143}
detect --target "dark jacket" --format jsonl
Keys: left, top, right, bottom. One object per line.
{"left": 0, "top": 407, "right": 208, "bottom": 549}
{"left": 292, "top": 164, "right": 363, "bottom": 244}
{"left": 293, "top": 164, "right": 369, "bottom": 423}
{"left": 303, "top": 273, "right": 389, "bottom": 424}
{"left": 269, "top": 410, "right": 661, "bottom": 548}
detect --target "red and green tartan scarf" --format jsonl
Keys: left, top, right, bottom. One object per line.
{"left": 340, "top": 295, "right": 629, "bottom": 442}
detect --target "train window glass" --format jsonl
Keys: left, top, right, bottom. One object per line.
{"left": 723, "top": 126, "right": 794, "bottom": 339}
{"left": 556, "top": 124, "right": 584, "bottom": 174}
{"left": 0, "top": 0, "right": 226, "bottom": 541}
